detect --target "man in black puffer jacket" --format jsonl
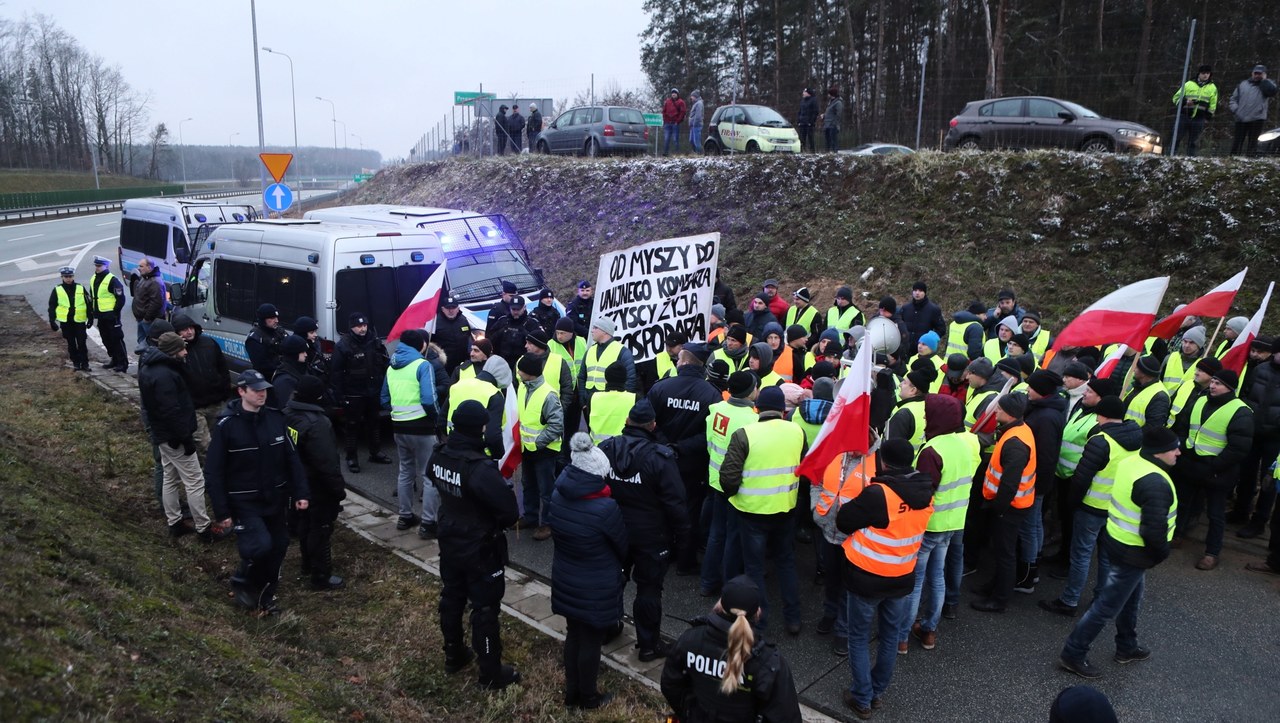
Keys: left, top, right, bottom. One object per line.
{"left": 1237, "top": 347, "right": 1280, "bottom": 536}
{"left": 245, "top": 303, "right": 289, "bottom": 379}
{"left": 430, "top": 400, "right": 522, "bottom": 690}
{"left": 899, "top": 281, "right": 945, "bottom": 362}
{"left": 285, "top": 376, "right": 347, "bottom": 591}
{"left": 206, "top": 369, "right": 311, "bottom": 615}
{"left": 139, "top": 331, "right": 212, "bottom": 540}
{"left": 329, "top": 312, "right": 392, "bottom": 473}
{"left": 173, "top": 313, "right": 231, "bottom": 454}
{"left": 434, "top": 296, "right": 472, "bottom": 377}
{"left": 599, "top": 400, "right": 690, "bottom": 661}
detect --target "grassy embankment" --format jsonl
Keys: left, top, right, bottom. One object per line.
{"left": 0, "top": 295, "right": 663, "bottom": 721}
{"left": 352, "top": 152, "right": 1280, "bottom": 330}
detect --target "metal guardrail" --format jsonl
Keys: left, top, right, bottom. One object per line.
{"left": 0, "top": 184, "right": 184, "bottom": 210}
{"left": 0, "top": 188, "right": 255, "bottom": 225}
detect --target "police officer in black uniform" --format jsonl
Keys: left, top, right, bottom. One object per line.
{"left": 245, "top": 303, "right": 289, "bottom": 379}
{"left": 661, "top": 575, "right": 801, "bottom": 722}
{"left": 598, "top": 399, "right": 691, "bottom": 661}
{"left": 48, "top": 265, "right": 93, "bottom": 370}
{"left": 434, "top": 295, "right": 472, "bottom": 377}
{"left": 430, "top": 400, "right": 522, "bottom": 690}
{"left": 284, "top": 375, "right": 347, "bottom": 591}
{"left": 90, "top": 255, "right": 128, "bottom": 371}
{"left": 329, "top": 311, "right": 392, "bottom": 473}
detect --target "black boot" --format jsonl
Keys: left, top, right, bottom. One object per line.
{"left": 444, "top": 643, "right": 476, "bottom": 674}
{"left": 478, "top": 664, "right": 521, "bottom": 690}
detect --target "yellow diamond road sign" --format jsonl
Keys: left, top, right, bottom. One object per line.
{"left": 259, "top": 153, "right": 293, "bottom": 184}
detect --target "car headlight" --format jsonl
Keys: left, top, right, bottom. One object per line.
{"left": 1116, "top": 128, "right": 1159, "bottom": 143}
{"left": 1260, "top": 130, "right": 1280, "bottom": 143}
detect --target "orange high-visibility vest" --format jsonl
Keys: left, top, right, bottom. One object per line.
{"left": 982, "top": 423, "right": 1037, "bottom": 509}
{"left": 773, "top": 345, "right": 795, "bottom": 382}
{"left": 815, "top": 452, "right": 877, "bottom": 516}
{"left": 842, "top": 482, "right": 933, "bottom": 577}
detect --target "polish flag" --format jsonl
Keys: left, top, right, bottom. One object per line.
{"left": 498, "top": 382, "right": 523, "bottom": 479}
{"left": 1149, "top": 268, "right": 1248, "bottom": 339}
{"left": 1220, "top": 282, "right": 1274, "bottom": 375}
{"left": 968, "top": 376, "right": 1016, "bottom": 435}
{"left": 796, "top": 335, "right": 872, "bottom": 482}
{"left": 386, "top": 261, "right": 448, "bottom": 342}
{"left": 1094, "top": 344, "right": 1128, "bottom": 379}
{"left": 1051, "top": 276, "right": 1170, "bottom": 352}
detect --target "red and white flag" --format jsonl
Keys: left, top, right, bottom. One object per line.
{"left": 1220, "top": 282, "right": 1274, "bottom": 375}
{"left": 1094, "top": 344, "right": 1128, "bottom": 379}
{"left": 386, "top": 261, "right": 448, "bottom": 342}
{"left": 1149, "top": 268, "right": 1248, "bottom": 339}
{"left": 1051, "top": 276, "right": 1170, "bottom": 352}
{"left": 498, "top": 382, "right": 522, "bottom": 479}
{"left": 796, "top": 337, "right": 873, "bottom": 481}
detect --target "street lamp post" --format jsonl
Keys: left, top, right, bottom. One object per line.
{"left": 349, "top": 132, "right": 362, "bottom": 151}
{"left": 316, "top": 96, "right": 337, "bottom": 152}
{"left": 915, "top": 29, "right": 934, "bottom": 150}
{"left": 229, "top": 132, "right": 240, "bottom": 184}
{"left": 178, "top": 117, "right": 193, "bottom": 186}
{"left": 335, "top": 119, "right": 347, "bottom": 149}
{"left": 262, "top": 46, "right": 301, "bottom": 200}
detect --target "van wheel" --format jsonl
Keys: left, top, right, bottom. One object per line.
{"left": 1080, "top": 137, "right": 1113, "bottom": 154}
{"left": 537, "top": 140, "right": 550, "bottom": 154}
{"left": 584, "top": 138, "right": 600, "bottom": 157}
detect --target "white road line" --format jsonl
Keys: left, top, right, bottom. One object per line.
{"left": 8, "top": 234, "right": 43, "bottom": 241}
{"left": 96, "top": 221, "right": 114, "bottom": 227}
{"left": 0, "top": 272, "right": 56, "bottom": 288}
{"left": 0, "top": 236, "right": 116, "bottom": 267}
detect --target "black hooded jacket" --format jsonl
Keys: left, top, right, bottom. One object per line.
{"left": 1024, "top": 393, "right": 1068, "bottom": 490}
{"left": 646, "top": 365, "right": 721, "bottom": 477}
{"left": 430, "top": 432, "right": 519, "bottom": 563}
{"left": 138, "top": 345, "right": 197, "bottom": 445}
{"left": 205, "top": 399, "right": 310, "bottom": 519}
{"left": 836, "top": 467, "right": 936, "bottom": 597}
{"left": 598, "top": 426, "right": 690, "bottom": 550}
{"left": 284, "top": 399, "right": 347, "bottom": 506}
{"left": 171, "top": 313, "right": 230, "bottom": 408}
{"left": 330, "top": 329, "right": 389, "bottom": 398}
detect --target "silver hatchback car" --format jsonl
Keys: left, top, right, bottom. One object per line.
{"left": 533, "top": 105, "right": 650, "bottom": 156}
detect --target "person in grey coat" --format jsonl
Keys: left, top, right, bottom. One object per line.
{"left": 688, "top": 90, "right": 705, "bottom": 153}
{"left": 822, "top": 87, "right": 843, "bottom": 152}
{"left": 1229, "top": 64, "right": 1278, "bottom": 155}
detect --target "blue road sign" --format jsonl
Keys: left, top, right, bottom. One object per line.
{"left": 264, "top": 182, "right": 293, "bottom": 213}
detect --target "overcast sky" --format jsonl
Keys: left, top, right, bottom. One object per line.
{"left": 6, "top": 0, "right": 651, "bottom": 160}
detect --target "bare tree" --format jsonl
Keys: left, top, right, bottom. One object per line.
{"left": 146, "top": 122, "right": 168, "bottom": 179}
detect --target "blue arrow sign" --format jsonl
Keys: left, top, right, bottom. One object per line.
{"left": 264, "top": 182, "right": 293, "bottom": 213}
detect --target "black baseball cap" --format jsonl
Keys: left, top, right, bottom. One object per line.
{"left": 236, "top": 369, "right": 273, "bottom": 390}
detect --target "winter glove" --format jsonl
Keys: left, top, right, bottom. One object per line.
{"left": 182, "top": 437, "right": 197, "bottom": 456}
{"left": 50, "top": 321, "right": 59, "bottom": 332}
{"left": 166, "top": 439, "right": 182, "bottom": 450}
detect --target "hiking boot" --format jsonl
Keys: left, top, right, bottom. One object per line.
{"left": 396, "top": 514, "right": 419, "bottom": 531}
{"left": 418, "top": 522, "right": 438, "bottom": 540}
{"left": 533, "top": 525, "right": 552, "bottom": 541}
{"left": 575, "top": 692, "right": 615, "bottom": 710}
{"left": 841, "top": 689, "right": 872, "bottom": 719}
{"left": 1114, "top": 646, "right": 1151, "bottom": 664}
{"left": 637, "top": 640, "right": 669, "bottom": 662}
{"left": 1038, "top": 598, "right": 1078, "bottom": 617}
{"left": 478, "top": 664, "right": 521, "bottom": 690}
{"left": 941, "top": 603, "right": 958, "bottom": 620}
{"left": 911, "top": 623, "right": 937, "bottom": 650}
{"left": 444, "top": 647, "right": 475, "bottom": 674}
{"left": 970, "top": 599, "right": 1005, "bottom": 613}
{"left": 816, "top": 615, "right": 836, "bottom": 635}
{"left": 1059, "top": 655, "right": 1102, "bottom": 679}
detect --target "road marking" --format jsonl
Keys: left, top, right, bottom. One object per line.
{"left": 8, "top": 234, "right": 42, "bottom": 241}
{"left": 0, "top": 273, "right": 56, "bottom": 288}
{"left": 1, "top": 236, "right": 116, "bottom": 269}
{"left": 96, "top": 221, "right": 115, "bottom": 227}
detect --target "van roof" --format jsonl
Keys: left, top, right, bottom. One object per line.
{"left": 305, "top": 204, "right": 492, "bottom": 226}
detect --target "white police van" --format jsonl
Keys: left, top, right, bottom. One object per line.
{"left": 118, "top": 198, "right": 257, "bottom": 286}
{"left": 303, "top": 205, "right": 556, "bottom": 324}
{"left": 169, "top": 218, "right": 446, "bottom": 368}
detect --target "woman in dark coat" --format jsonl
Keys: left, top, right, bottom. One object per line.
{"left": 549, "top": 432, "right": 628, "bottom": 710}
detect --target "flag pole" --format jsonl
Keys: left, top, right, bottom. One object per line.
{"left": 1204, "top": 316, "right": 1227, "bottom": 357}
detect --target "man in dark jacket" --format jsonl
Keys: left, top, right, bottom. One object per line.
{"left": 1236, "top": 345, "right": 1280, "bottom": 536}
{"left": 434, "top": 296, "right": 472, "bottom": 377}
{"left": 489, "top": 296, "right": 542, "bottom": 370}
{"left": 1040, "top": 396, "right": 1141, "bottom": 617}
{"left": 285, "top": 376, "right": 347, "bottom": 591}
{"left": 271, "top": 334, "right": 311, "bottom": 410}
{"left": 1016, "top": 370, "right": 1068, "bottom": 593}
{"left": 140, "top": 331, "right": 212, "bottom": 540}
{"left": 984, "top": 289, "right": 1027, "bottom": 340}
{"left": 899, "top": 281, "right": 945, "bottom": 361}
{"left": 430, "top": 400, "right": 521, "bottom": 689}
{"left": 972, "top": 393, "right": 1035, "bottom": 613}
{"left": 506, "top": 105, "right": 526, "bottom": 153}
{"left": 797, "top": 87, "right": 819, "bottom": 152}
{"left": 564, "top": 280, "right": 594, "bottom": 338}
{"left": 835, "top": 438, "right": 935, "bottom": 716}
{"left": 130, "top": 257, "right": 165, "bottom": 353}
{"left": 245, "top": 303, "right": 288, "bottom": 379}
{"left": 206, "top": 369, "right": 311, "bottom": 615}
{"left": 1179, "top": 368, "right": 1253, "bottom": 571}
{"left": 648, "top": 349, "right": 721, "bottom": 575}
{"left": 743, "top": 294, "right": 778, "bottom": 340}
{"left": 493, "top": 105, "right": 510, "bottom": 155}
{"left": 330, "top": 312, "right": 391, "bottom": 473}
{"left": 530, "top": 288, "right": 561, "bottom": 334}
{"left": 90, "top": 255, "right": 128, "bottom": 371}
{"left": 484, "top": 280, "right": 518, "bottom": 335}
{"left": 599, "top": 400, "right": 690, "bottom": 661}
{"left": 948, "top": 302, "right": 988, "bottom": 361}
{"left": 1059, "top": 425, "right": 1180, "bottom": 680}
{"left": 526, "top": 103, "right": 542, "bottom": 151}
{"left": 173, "top": 313, "right": 230, "bottom": 453}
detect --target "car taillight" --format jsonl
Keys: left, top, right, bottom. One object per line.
{"left": 949, "top": 118, "right": 959, "bottom": 128}
{"left": 603, "top": 124, "right": 615, "bottom": 137}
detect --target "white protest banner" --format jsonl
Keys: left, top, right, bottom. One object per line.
{"left": 590, "top": 232, "right": 720, "bottom": 362}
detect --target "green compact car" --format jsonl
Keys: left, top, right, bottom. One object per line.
{"left": 703, "top": 104, "right": 800, "bottom": 154}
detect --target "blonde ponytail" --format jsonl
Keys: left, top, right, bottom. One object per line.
{"left": 719, "top": 608, "right": 755, "bottom": 695}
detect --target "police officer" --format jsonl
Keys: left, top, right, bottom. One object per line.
{"left": 205, "top": 370, "right": 311, "bottom": 615}
{"left": 598, "top": 399, "right": 690, "bottom": 661}
{"left": 434, "top": 295, "right": 472, "bottom": 377}
{"left": 90, "top": 256, "right": 128, "bottom": 371}
{"left": 661, "top": 575, "right": 801, "bottom": 723}
{"left": 285, "top": 376, "right": 347, "bottom": 591}
{"left": 330, "top": 311, "right": 392, "bottom": 473}
{"left": 49, "top": 266, "right": 93, "bottom": 370}
{"left": 245, "top": 303, "right": 289, "bottom": 379}
{"left": 484, "top": 280, "right": 518, "bottom": 335}
{"left": 431, "top": 400, "right": 522, "bottom": 690}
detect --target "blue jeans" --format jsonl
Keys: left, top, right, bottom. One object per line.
{"left": 700, "top": 491, "right": 742, "bottom": 595}
{"left": 1061, "top": 510, "right": 1107, "bottom": 606}
{"left": 738, "top": 511, "right": 800, "bottom": 629}
{"left": 846, "top": 591, "right": 910, "bottom": 708}
{"left": 395, "top": 433, "right": 436, "bottom": 521}
{"left": 902, "top": 529, "right": 961, "bottom": 638}
{"left": 663, "top": 123, "right": 679, "bottom": 154}
{"left": 520, "top": 453, "right": 557, "bottom": 525}
{"left": 689, "top": 125, "right": 702, "bottom": 153}
{"left": 136, "top": 319, "right": 152, "bottom": 352}
{"left": 1061, "top": 546, "right": 1146, "bottom": 662}
{"left": 1019, "top": 495, "right": 1045, "bottom": 564}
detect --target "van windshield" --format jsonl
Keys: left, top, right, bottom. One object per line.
{"left": 414, "top": 214, "right": 541, "bottom": 301}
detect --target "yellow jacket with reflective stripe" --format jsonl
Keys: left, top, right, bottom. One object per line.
{"left": 53, "top": 284, "right": 90, "bottom": 323}
{"left": 1027, "top": 328, "right": 1050, "bottom": 363}
{"left": 587, "top": 390, "right": 632, "bottom": 444}
{"left": 920, "top": 432, "right": 981, "bottom": 532}
{"left": 582, "top": 341, "right": 622, "bottom": 391}
{"left": 1187, "top": 395, "right": 1249, "bottom": 457}
{"left": 518, "top": 381, "right": 562, "bottom": 452}
{"left": 447, "top": 377, "right": 501, "bottom": 433}
{"left": 655, "top": 351, "right": 677, "bottom": 381}
{"left": 1125, "top": 381, "right": 1168, "bottom": 428}
{"left": 983, "top": 338, "right": 1005, "bottom": 364}
{"left": 1081, "top": 432, "right": 1138, "bottom": 512}
{"left": 387, "top": 359, "right": 428, "bottom": 422}
{"left": 826, "top": 304, "right": 864, "bottom": 332}
{"left": 729, "top": 420, "right": 805, "bottom": 515}
{"left": 92, "top": 272, "right": 120, "bottom": 313}
{"left": 1057, "top": 406, "right": 1096, "bottom": 477}
{"left": 1107, "top": 455, "right": 1177, "bottom": 546}
{"left": 551, "top": 336, "right": 587, "bottom": 386}
{"left": 707, "top": 400, "right": 758, "bottom": 492}
{"left": 946, "top": 319, "right": 981, "bottom": 359}
{"left": 1161, "top": 352, "right": 1198, "bottom": 393}
{"left": 710, "top": 346, "right": 749, "bottom": 374}
{"left": 785, "top": 304, "right": 818, "bottom": 335}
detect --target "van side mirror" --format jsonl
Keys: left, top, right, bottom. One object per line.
{"left": 170, "top": 282, "right": 184, "bottom": 305}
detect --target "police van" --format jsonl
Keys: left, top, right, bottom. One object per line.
{"left": 118, "top": 198, "right": 258, "bottom": 286}
{"left": 303, "top": 205, "right": 555, "bottom": 324}
{"left": 169, "top": 218, "right": 446, "bottom": 368}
